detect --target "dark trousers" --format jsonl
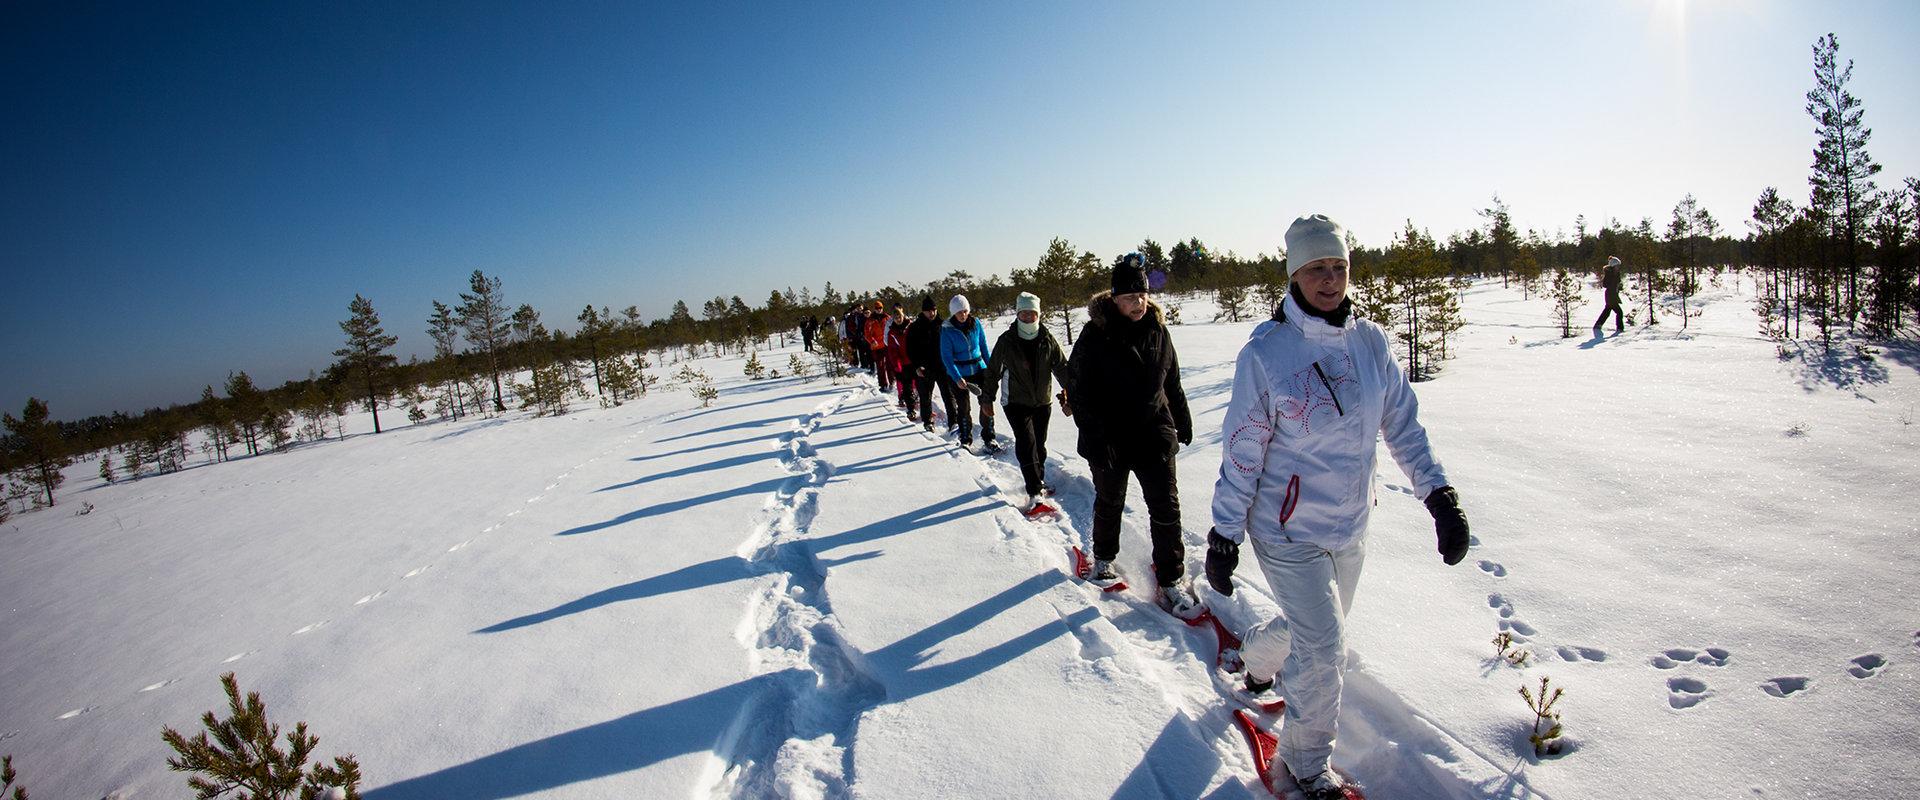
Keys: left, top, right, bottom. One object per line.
{"left": 802, "top": 332, "right": 814, "bottom": 352}
{"left": 1594, "top": 293, "right": 1623, "bottom": 331}
{"left": 1089, "top": 452, "right": 1184, "bottom": 586}
{"left": 950, "top": 377, "right": 996, "bottom": 445}
{"left": 857, "top": 344, "right": 875, "bottom": 372}
{"left": 915, "top": 371, "right": 956, "bottom": 429}
{"left": 1003, "top": 403, "right": 1052, "bottom": 495}
{"left": 895, "top": 368, "right": 913, "bottom": 408}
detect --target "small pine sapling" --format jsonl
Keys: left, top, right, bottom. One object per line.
{"left": 788, "top": 353, "right": 811, "bottom": 378}
{"left": 162, "top": 672, "right": 363, "bottom": 799}
{"left": 1519, "top": 674, "right": 1566, "bottom": 756}
{"left": 2, "top": 753, "right": 27, "bottom": 799}
{"left": 1493, "top": 630, "right": 1532, "bottom": 666}
{"left": 743, "top": 351, "right": 766, "bottom": 379}
{"left": 99, "top": 455, "right": 116, "bottom": 484}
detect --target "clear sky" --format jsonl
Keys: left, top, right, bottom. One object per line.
{"left": 4, "top": 1, "right": 1918, "bottom": 421}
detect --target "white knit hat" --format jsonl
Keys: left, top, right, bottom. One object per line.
{"left": 949, "top": 294, "right": 971, "bottom": 315}
{"left": 1607, "top": 256, "right": 1622, "bottom": 267}
{"left": 1015, "top": 292, "right": 1040, "bottom": 313}
{"left": 1284, "top": 214, "right": 1350, "bottom": 278}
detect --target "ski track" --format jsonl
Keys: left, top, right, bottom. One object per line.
{"left": 895, "top": 378, "right": 1541, "bottom": 799}
{"left": 709, "top": 386, "right": 882, "bottom": 800}
{"left": 33, "top": 412, "right": 663, "bottom": 730}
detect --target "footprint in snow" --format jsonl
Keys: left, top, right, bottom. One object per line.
{"left": 404, "top": 566, "right": 430, "bottom": 578}
{"left": 1847, "top": 653, "right": 1886, "bottom": 679}
{"left": 1381, "top": 483, "right": 1415, "bottom": 497}
{"left": 1760, "top": 676, "right": 1811, "bottom": 698}
{"left": 1487, "top": 593, "right": 1515, "bottom": 619}
{"left": 1477, "top": 560, "right": 1507, "bottom": 578}
{"left": 1667, "top": 677, "right": 1712, "bottom": 709}
{"left": 1555, "top": 645, "right": 1609, "bottom": 663}
{"left": 221, "top": 651, "right": 256, "bottom": 664}
{"left": 355, "top": 590, "right": 387, "bottom": 605}
{"left": 139, "top": 678, "right": 179, "bottom": 692}
{"left": 1468, "top": 534, "right": 1481, "bottom": 547}
{"left": 293, "top": 619, "right": 331, "bottom": 635}
{"left": 1650, "top": 647, "right": 1730, "bottom": 669}
{"left": 1499, "top": 618, "right": 1538, "bottom": 637}
{"left": 55, "top": 706, "right": 97, "bottom": 720}
{"left": 448, "top": 540, "right": 472, "bottom": 552}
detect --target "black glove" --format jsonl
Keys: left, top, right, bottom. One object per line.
{"left": 1424, "top": 486, "right": 1470, "bottom": 565}
{"left": 1177, "top": 427, "right": 1193, "bottom": 446}
{"left": 1205, "top": 528, "right": 1239, "bottom": 596}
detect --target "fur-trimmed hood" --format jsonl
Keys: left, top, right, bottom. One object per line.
{"left": 1085, "top": 289, "right": 1166, "bottom": 329}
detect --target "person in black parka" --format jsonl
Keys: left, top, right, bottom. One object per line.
{"left": 906, "top": 295, "right": 958, "bottom": 433}
{"left": 1067, "top": 253, "right": 1198, "bottom": 615}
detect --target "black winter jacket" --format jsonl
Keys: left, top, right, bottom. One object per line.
{"left": 1066, "top": 291, "right": 1193, "bottom": 466}
{"left": 905, "top": 313, "right": 946, "bottom": 377}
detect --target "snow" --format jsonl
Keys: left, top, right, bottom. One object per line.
{"left": 3, "top": 276, "right": 1917, "bottom": 799}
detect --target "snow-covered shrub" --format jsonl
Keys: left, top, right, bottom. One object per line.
{"left": 162, "top": 672, "right": 363, "bottom": 799}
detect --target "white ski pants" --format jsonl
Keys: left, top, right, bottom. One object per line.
{"left": 1239, "top": 537, "right": 1366, "bottom": 781}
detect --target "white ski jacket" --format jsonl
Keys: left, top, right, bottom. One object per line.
{"left": 1210, "top": 294, "right": 1449, "bottom": 551}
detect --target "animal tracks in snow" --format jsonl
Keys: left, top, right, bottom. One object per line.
{"left": 1555, "top": 645, "right": 1609, "bottom": 663}
{"left": 1650, "top": 647, "right": 1731, "bottom": 669}
{"left": 1759, "top": 676, "right": 1811, "bottom": 698}
{"left": 1848, "top": 653, "right": 1887, "bottom": 679}
{"left": 1666, "top": 676, "right": 1712, "bottom": 709}
{"left": 1476, "top": 560, "right": 1507, "bottom": 578}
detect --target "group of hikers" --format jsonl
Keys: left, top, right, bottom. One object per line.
{"left": 794, "top": 215, "right": 1474, "bottom": 798}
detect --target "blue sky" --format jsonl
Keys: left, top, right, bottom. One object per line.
{"left": 4, "top": 1, "right": 1918, "bottom": 420}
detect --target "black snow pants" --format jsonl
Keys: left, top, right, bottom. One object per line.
{"left": 1593, "top": 292, "right": 1623, "bottom": 332}
{"left": 916, "top": 370, "right": 957, "bottom": 430}
{"left": 1089, "top": 451, "right": 1184, "bottom": 586}
{"left": 1003, "top": 402, "right": 1052, "bottom": 496}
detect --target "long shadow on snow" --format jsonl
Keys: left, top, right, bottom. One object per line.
{"left": 373, "top": 571, "right": 1086, "bottom": 799}
{"left": 662, "top": 386, "right": 844, "bottom": 425}
{"left": 1110, "top": 712, "right": 1240, "bottom": 800}
{"left": 595, "top": 449, "right": 777, "bottom": 493}
{"left": 473, "top": 551, "right": 882, "bottom": 634}
{"left": 520, "top": 492, "right": 996, "bottom": 623}
{"left": 628, "top": 430, "right": 787, "bottom": 462}
{"left": 553, "top": 476, "right": 791, "bottom": 536}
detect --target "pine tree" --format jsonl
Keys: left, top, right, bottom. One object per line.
{"left": 456, "top": 270, "right": 511, "bottom": 412}
{"left": 4, "top": 398, "right": 71, "bottom": 508}
{"left": 1034, "top": 237, "right": 1090, "bottom": 343}
{"left": 1548, "top": 267, "right": 1587, "bottom": 338}
{"left": 1480, "top": 195, "right": 1521, "bottom": 287}
{"left": 196, "top": 385, "right": 233, "bottom": 461}
{"left": 1807, "top": 33, "right": 1883, "bottom": 328}
{"left": 163, "top": 672, "right": 362, "bottom": 800}
{"left": 333, "top": 295, "right": 399, "bottom": 434}
{"left": 226, "top": 372, "right": 265, "bottom": 455}
{"left": 577, "top": 305, "right": 607, "bottom": 397}
{"left": 1867, "top": 183, "right": 1915, "bottom": 334}
{"left": 427, "top": 300, "right": 466, "bottom": 419}
{"left": 2, "top": 753, "right": 26, "bottom": 800}
{"left": 99, "top": 451, "right": 116, "bottom": 483}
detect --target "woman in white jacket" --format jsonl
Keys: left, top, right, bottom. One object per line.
{"left": 1206, "top": 214, "right": 1472, "bottom": 799}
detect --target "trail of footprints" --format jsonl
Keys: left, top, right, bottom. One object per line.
{"left": 1475, "top": 542, "right": 1893, "bottom": 709}
{"left": 44, "top": 420, "right": 659, "bottom": 725}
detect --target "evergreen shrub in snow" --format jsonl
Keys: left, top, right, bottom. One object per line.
{"left": 1, "top": 754, "right": 25, "bottom": 800}
{"left": 162, "top": 672, "right": 362, "bottom": 800}
{"left": 1519, "top": 675, "right": 1566, "bottom": 756}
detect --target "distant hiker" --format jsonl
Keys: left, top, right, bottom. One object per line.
{"left": 1593, "top": 255, "right": 1625, "bottom": 334}
{"left": 865, "top": 300, "right": 891, "bottom": 389}
{"left": 979, "top": 291, "right": 1069, "bottom": 507}
{"left": 1206, "top": 214, "right": 1471, "bottom": 800}
{"left": 906, "top": 295, "right": 957, "bottom": 433}
{"left": 941, "top": 294, "right": 996, "bottom": 450}
{"left": 800, "top": 314, "right": 818, "bottom": 352}
{"left": 842, "top": 304, "right": 863, "bottom": 366}
{"left": 887, "top": 304, "right": 915, "bottom": 414}
{"left": 1066, "top": 252, "right": 1197, "bottom": 615}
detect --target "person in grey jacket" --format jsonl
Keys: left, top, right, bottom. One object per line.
{"left": 1205, "top": 214, "right": 1471, "bottom": 800}
{"left": 979, "top": 291, "right": 1069, "bottom": 506}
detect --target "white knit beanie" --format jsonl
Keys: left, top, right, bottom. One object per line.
{"left": 949, "top": 294, "right": 971, "bottom": 315}
{"left": 1284, "top": 214, "right": 1350, "bottom": 279}
{"left": 1015, "top": 292, "right": 1041, "bottom": 314}
{"left": 1607, "top": 256, "right": 1622, "bottom": 267}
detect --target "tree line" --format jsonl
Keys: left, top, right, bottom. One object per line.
{"left": 4, "top": 33, "right": 1913, "bottom": 517}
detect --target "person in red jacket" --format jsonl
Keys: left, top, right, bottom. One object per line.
{"left": 886, "top": 304, "right": 915, "bottom": 414}
{"left": 864, "top": 300, "right": 891, "bottom": 390}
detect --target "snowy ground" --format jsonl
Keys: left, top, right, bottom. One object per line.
{"left": 3, "top": 275, "right": 1916, "bottom": 799}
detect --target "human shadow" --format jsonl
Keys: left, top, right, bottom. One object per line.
{"left": 1110, "top": 712, "right": 1238, "bottom": 800}
{"left": 473, "top": 551, "right": 882, "bottom": 634}
{"left": 628, "top": 430, "right": 787, "bottom": 462}
{"left": 554, "top": 475, "right": 791, "bottom": 536}
{"left": 595, "top": 450, "right": 777, "bottom": 493}
{"left": 370, "top": 571, "right": 1085, "bottom": 800}
{"left": 652, "top": 413, "right": 789, "bottom": 443}
{"left": 805, "top": 492, "right": 999, "bottom": 556}
{"left": 667, "top": 386, "right": 843, "bottom": 425}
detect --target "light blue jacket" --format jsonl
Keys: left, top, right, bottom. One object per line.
{"left": 940, "top": 317, "right": 990, "bottom": 381}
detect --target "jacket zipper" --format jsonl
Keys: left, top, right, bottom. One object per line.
{"left": 1312, "top": 362, "right": 1345, "bottom": 416}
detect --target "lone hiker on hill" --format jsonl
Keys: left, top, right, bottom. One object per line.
{"left": 979, "top": 291, "right": 1069, "bottom": 510}
{"left": 1205, "top": 214, "right": 1472, "bottom": 800}
{"left": 1067, "top": 252, "right": 1198, "bottom": 616}
{"left": 1593, "top": 255, "right": 1625, "bottom": 334}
